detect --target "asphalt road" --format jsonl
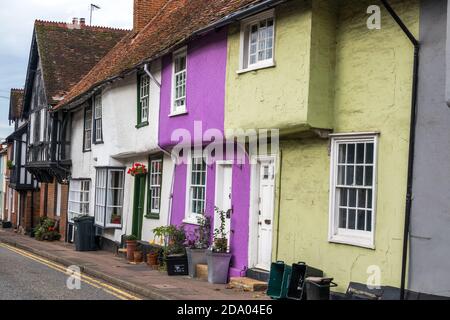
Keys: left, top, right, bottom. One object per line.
{"left": 0, "top": 244, "right": 139, "bottom": 300}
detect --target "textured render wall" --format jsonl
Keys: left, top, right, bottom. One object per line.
{"left": 159, "top": 30, "right": 251, "bottom": 275}
{"left": 275, "top": 0, "right": 419, "bottom": 291}
{"left": 159, "top": 29, "right": 227, "bottom": 147}
{"left": 225, "top": 0, "right": 313, "bottom": 133}
{"left": 409, "top": 0, "right": 450, "bottom": 297}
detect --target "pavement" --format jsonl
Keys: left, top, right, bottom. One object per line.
{"left": 0, "top": 229, "right": 266, "bottom": 300}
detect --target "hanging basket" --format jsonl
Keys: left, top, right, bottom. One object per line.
{"left": 127, "top": 163, "right": 148, "bottom": 177}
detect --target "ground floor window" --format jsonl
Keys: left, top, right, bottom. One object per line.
{"left": 185, "top": 155, "right": 207, "bottom": 223}
{"left": 95, "top": 168, "right": 124, "bottom": 228}
{"left": 147, "top": 155, "right": 163, "bottom": 218}
{"left": 329, "top": 134, "right": 378, "bottom": 248}
{"left": 68, "top": 180, "right": 90, "bottom": 223}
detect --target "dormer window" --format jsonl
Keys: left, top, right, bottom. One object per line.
{"left": 239, "top": 10, "right": 276, "bottom": 73}
{"left": 171, "top": 47, "right": 187, "bottom": 116}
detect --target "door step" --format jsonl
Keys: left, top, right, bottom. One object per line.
{"left": 229, "top": 277, "right": 268, "bottom": 292}
{"left": 246, "top": 268, "right": 270, "bottom": 282}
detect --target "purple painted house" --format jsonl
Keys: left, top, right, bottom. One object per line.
{"left": 158, "top": 28, "right": 251, "bottom": 277}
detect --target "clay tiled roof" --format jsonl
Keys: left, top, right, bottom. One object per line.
{"left": 55, "top": 0, "right": 269, "bottom": 110}
{"left": 9, "top": 88, "right": 24, "bottom": 121}
{"left": 34, "top": 20, "right": 129, "bottom": 105}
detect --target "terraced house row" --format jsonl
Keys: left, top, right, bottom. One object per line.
{"left": 2, "top": 0, "right": 450, "bottom": 299}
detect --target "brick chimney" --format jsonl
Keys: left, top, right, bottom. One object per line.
{"left": 79, "top": 18, "right": 86, "bottom": 27}
{"left": 133, "top": 0, "right": 168, "bottom": 32}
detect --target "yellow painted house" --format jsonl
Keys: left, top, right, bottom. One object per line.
{"left": 225, "top": 0, "right": 419, "bottom": 292}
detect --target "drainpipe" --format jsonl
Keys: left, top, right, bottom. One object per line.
{"left": 380, "top": 0, "right": 420, "bottom": 300}
{"left": 144, "top": 63, "right": 174, "bottom": 227}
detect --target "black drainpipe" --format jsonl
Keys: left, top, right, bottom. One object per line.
{"left": 380, "top": 0, "right": 420, "bottom": 300}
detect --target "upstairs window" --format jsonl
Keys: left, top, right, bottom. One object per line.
{"left": 83, "top": 106, "right": 92, "bottom": 152}
{"left": 329, "top": 134, "right": 378, "bottom": 249}
{"left": 171, "top": 48, "right": 187, "bottom": 115}
{"left": 138, "top": 74, "right": 150, "bottom": 126}
{"left": 240, "top": 10, "right": 275, "bottom": 72}
{"left": 93, "top": 94, "right": 103, "bottom": 143}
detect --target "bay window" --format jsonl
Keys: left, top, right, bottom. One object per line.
{"left": 68, "top": 180, "right": 90, "bottom": 223}
{"left": 329, "top": 134, "right": 378, "bottom": 248}
{"left": 95, "top": 168, "right": 124, "bottom": 228}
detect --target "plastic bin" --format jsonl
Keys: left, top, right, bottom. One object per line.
{"left": 305, "top": 277, "right": 337, "bottom": 300}
{"left": 166, "top": 254, "right": 189, "bottom": 276}
{"left": 74, "top": 216, "right": 97, "bottom": 252}
{"left": 287, "top": 262, "right": 323, "bottom": 300}
{"left": 267, "top": 261, "right": 292, "bottom": 299}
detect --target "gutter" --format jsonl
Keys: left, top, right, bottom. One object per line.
{"left": 56, "top": 0, "right": 288, "bottom": 112}
{"left": 380, "top": 0, "right": 420, "bottom": 301}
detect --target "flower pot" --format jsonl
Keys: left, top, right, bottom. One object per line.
{"left": 147, "top": 253, "right": 159, "bottom": 266}
{"left": 126, "top": 240, "right": 137, "bottom": 261}
{"left": 186, "top": 248, "right": 207, "bottom": 278}
{"left": 206, "top": 251, "right": 232, "bottom": 284}
{"left": 166, "top": 254, "right": 189, "bottom": 276}
{"left": 134, "top": 251, "right": 143, "bottom": 263}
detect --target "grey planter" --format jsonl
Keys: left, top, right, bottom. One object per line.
{"left": 186, "top": 248, "right": 207, "bottom": 278}
{"left": 206, "top": 250, "right": 232, "bottom": 284}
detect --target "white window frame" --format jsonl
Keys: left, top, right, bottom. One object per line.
{"left": 139, "top": 74, "right": 150, "bottom": 124}
{"left": 148, "top": 158, "right": 163, "bottom": 215}
{"left": 170, "top": 47, "right": 187, "bottom": 116}
{"left": 328, "top": 133, "right": 379, "bottom": 249}
{"left": 184, "top": 152, "right": 208, "bottom": 225}
{"left": 238, "top": 9, "right": 276, "bottom": 74}
{"left": 68, "top": 179, "right": 90, "bottom": 223}
{"left": 84, "top": 106, "right": 92, "bottom": 151}
{"left": 93, "top": 94, "right": 103, "bottom": 143}
{"left": 94, "top": 168, "right": 124, "bottom": 228}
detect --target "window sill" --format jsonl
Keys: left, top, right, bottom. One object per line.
{"left": 182, "top": 217, "right": 201, "bottom": 226}
{"left": 135, "top": 122, "right": 149, "bottom": 129}
{"left": 169, "top": 110, "right": 188, "bottom": 117}
{"left": 329, "top": 234, "right": 375, "bottom": 250}
{"left": 145, "top": 213, "right": 160, "bottom": 220}
{"left": 237, "top": 61, "right": 276, "bottom": 75}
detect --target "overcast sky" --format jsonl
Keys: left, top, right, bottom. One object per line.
{"left": 0, "top": 0, "right": 133, "bottom": 140}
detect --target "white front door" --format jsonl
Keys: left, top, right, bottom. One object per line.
{"left": 214, "top": 162, "right": 233, "bottom": 250}
{"left": 256, "top": 159, "right": 276, "bottom": 270}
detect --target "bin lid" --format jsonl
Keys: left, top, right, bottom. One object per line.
{"left": 306, "top": 277, "right": 334, "bottom": 285}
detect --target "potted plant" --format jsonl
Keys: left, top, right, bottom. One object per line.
{"left": 146, "top": 246, "right": 161, "bottom": 268}
{"left": 153, "top": 225, "right": 188, "bottom": 275}
{"left": 111, "top": 214, "right": 121, "bottom": 225}
{"left": 6, "top": 160, "right": 14, "bottom": 170}
{"left": 127, "top": 163, "right": 148, "bottom": 177}
{"left": 34, "top": 217, "right": 62, "bottom": 242}
{"left": 206, "top": 207, "right": 232, "bottom": 284}
{"left": 124, "top": 235, "right": 138, "bottom": 262}
{"left": 186, "top": 215, "right": 211, "bottom": 278}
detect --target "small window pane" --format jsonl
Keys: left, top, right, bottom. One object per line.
{"left": 357, "top": 210, "right": 366, "bottom": 231}
{"left": 339, "top": 208, "right": 347, "bottom": 228}
{"left": 348, "top": 209, "right": 356, "bottom": 230}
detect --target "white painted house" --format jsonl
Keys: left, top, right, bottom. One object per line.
{"left": 68, "top": 61, "right": 174, "bottom": 245}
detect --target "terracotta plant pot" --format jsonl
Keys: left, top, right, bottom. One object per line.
{"left": 134, "top": 251, "right": 143, "bottom": 263}
{"left": 126, "top": 240, "right": 137, "bottom": 261}
{"left": 147, "top": 253, "right": 159, "bottom": 266}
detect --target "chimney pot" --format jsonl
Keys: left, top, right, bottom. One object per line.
{"left": 72, "top": 17, "right": 79, "bottom": 25}
{"left": 79, "top": 18, "right": 86, "bottom": 26}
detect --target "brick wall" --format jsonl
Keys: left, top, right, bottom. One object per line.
{"left": 133, "top": 0, "right": 169, "bottom": 31}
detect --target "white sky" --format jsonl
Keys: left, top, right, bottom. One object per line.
{"left": 0, "top": 0, "right": 133, "bottom": 139}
